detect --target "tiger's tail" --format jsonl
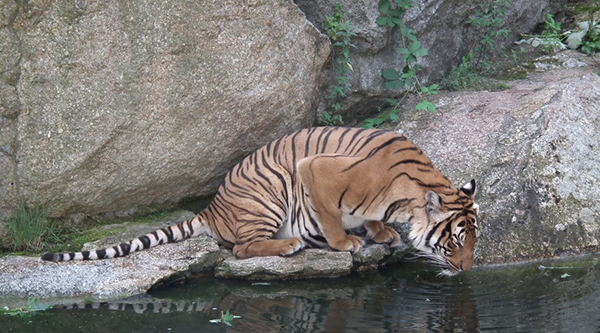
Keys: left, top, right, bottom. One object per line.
{"left": 41, "top": 214, "right": 210, "bottom": 262}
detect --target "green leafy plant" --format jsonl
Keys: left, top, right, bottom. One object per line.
{"left": 541, "top": 12, "right": 565, "bottom": 52}
{"left": 518, "top": 6, "right": 599, "bottom": 57}
{"left": 210, "top": 309, "right": 241, "bottom": 327}
{"left": 362, "top": 99, "right": 400, "bottom": 129}
{"left": 320, "top": 111, "right": 344, "bottom": 126}
{"left": 517, "top": 14, "right": 567, "bottom": 53}
{"left": 320, "top": 3, "right": 356, "bottom": 126}
{"left": 365, "top": 0, "right": 438, "bottom": 128}
{"left": 580, "top": 7, "right": 600, "bottom": 56}
{"left": 581, "top": 27, "right": 600, "bottom": 55}
{"left": 1, "top": 299, "right": 51, "bottom": 318}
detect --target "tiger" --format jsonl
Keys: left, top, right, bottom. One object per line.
{"left": 42, "top": 127, "right": 479, "bottom": 275}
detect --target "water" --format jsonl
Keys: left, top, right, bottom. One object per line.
{"left": 2, "top": 255, "right": 600, "bottom": 332}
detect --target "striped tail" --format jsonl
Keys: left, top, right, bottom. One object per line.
{"left": 41, "top": 215, "right": 209, "bottom": 262}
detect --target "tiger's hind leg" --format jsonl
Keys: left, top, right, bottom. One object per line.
{"left": 233, "top": 238, "right": 304, "bottom": 259}
{"left": 364, "top": 221, "right": 401, "bottom": 247}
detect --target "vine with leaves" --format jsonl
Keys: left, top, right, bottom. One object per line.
{"left": 320, "top": 3, "right": 357, "bottom": 126}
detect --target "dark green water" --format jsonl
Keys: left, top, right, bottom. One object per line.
{"left": 3, "top": 255, "right": 600, "bottom": 332}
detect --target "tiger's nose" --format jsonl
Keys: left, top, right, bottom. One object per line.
{"left": 461, "top": 259, "right": 473, "bottom": 271}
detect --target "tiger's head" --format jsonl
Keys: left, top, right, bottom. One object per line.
{"left": 411, "top": 179, "right": 479, "bottom": 276}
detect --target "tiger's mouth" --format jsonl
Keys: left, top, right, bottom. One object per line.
{"left": 413, "top": 252, "right": 462, "bottom": 276}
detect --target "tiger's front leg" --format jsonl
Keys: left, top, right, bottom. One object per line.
{"left": 297, "top": 154, "right": 365, "bottom": 253}
{"left": 364, "top": 220, "right": 401, "bottom": 247}
{"left": 317, "top": 211, "right": 365, "bottom": 253}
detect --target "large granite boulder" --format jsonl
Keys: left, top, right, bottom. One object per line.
{"left": 393, "top": 51, "right": 600, "bottom": 264}
{"left": 0, "top": 0, "right": 329, "bottom": 221}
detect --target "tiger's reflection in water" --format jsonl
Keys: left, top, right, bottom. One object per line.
{"left": 56, "top": 269, "right": 478, "bottom": 332}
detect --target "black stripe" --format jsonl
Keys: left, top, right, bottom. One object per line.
{"left": 350, "top": 195, "right": 368, "bottom": 215}
{"left": 348, "top": 129, "right": 391, "bottom": 155}
{"left": 303, "top": 234, "right": 327, "bottom": 248}
{"left": 320, "top": 127, "right": 335, "bottom": 153}
{"left": 111, "top": 246, "right": 121, "bottom": 257}
{"left": 151, "top": 231, "right": 162, "bottom": 244}
{"left": 139, "top": 236, "right": 151, "bottom": 249}
{"left": 82, "top": 251, "right": 90, "bottom": 260}
{"left": 383, "top": 198, "right": 414, "bottom": 222}
{"left": 343, "top": 136, "right": 407, "bottom": 172}
{"left": 96, "top": 249, "right": 106, "bottom": 259}
{"left": 338, "top": 187, "right": 348, "bottom": 209}
{"left": 391, "top": 172, "right": 449, "bottom": 189}
{"left": 393, "top": 147, "right": 420, "bottom": 154}
{"left": 290, "top": 129, "right": 302, "bottom": 173}
{"left": 176, "top": 223, "right": 186, "bottom": 240}
{"left": 364, "top": 186, "right": 388, "bottom": 212}
{"left": 417, "top": 167, "right": 434, "bottom": 173}
{"left": 425, "top": 220, "right": 448, "bottom": 245}
{"left": 208, "top": 199, "right": 236, "bottom": 236}
{"left": 186, "top": 219, "right": 195, "bottom": 237}
{"left": 335, "top": 127, "right": 354, "bottom": 153}
{"left": 345, "top": 128, "right": 369, "bottom": 155}
{"left": 260, "top": 150, "right": 288, "bottom": 197}
{"left": 437, "top": 220, "right": 454, "bottom": 247}
{"left": 161, "top": 227, "right": 174, "bottom": 242}
{"left": 304, "top": 127, "right": 318, "bottom": 157}
{"left": 307, "top": 212, "right": 321, "bottom": 232}
{"left": 315, "top": 128, "right": 325, "bottom": 153}
{"left": 237, "top": 226, "right": 278, "bottom": 239}
{"left": 388, "top": 159, "right": 432, "bottom": 171}
{"left": 120, "top": 243, "right": 131, "bottom": 255}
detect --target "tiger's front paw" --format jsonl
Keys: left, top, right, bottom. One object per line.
{"left": 365, "top": 221, "right": 401, "bottom": 247}
{"left": 280, "top": 237, "right": 304, "bottom": 256}
{"left": 330, "top": 235, "right": 364, "bottom": 253}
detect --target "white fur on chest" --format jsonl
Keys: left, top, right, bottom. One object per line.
{"left": 341, "top": 213, "right": 367, "bottom": 230}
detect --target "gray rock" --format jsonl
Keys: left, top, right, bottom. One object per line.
{"left": 0, "top": 235, "right": 221, "bottom": 300}
{"left": 1, "top": 0, "right": 329, "bottom": 220}
{"left": 215, "top": 249, "right": 354, "bottom": 280}
{"left": 392, "top": 50, "right": 600, "bottom": 264}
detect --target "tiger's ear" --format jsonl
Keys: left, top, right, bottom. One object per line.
{"left": 425, "top": 190, "right": 443, "bottom": 213}
{"left": 460, "top": 179, "right": 476, "bottom": 199}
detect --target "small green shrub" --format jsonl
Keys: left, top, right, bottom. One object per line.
{"left": 362, "top": 99, "right": 401, "bottom": 129}
{"left": 442, "top": 0, "right": 517, "bottom": 91}
{"left": 364, "top": 0, "right": 438, "bottom": 128}
{"left": 467, "top": 0, "right": 512, "bottom": 73}
{"left": 4, "top": 206, "right": 51, "bottom": 252}
{"left": 441, "top": 51, "right": 481, "bottom": 91}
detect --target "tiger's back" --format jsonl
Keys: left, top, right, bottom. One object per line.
{"left": 43, "top": 127, "right": 478, "bottom": 276}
